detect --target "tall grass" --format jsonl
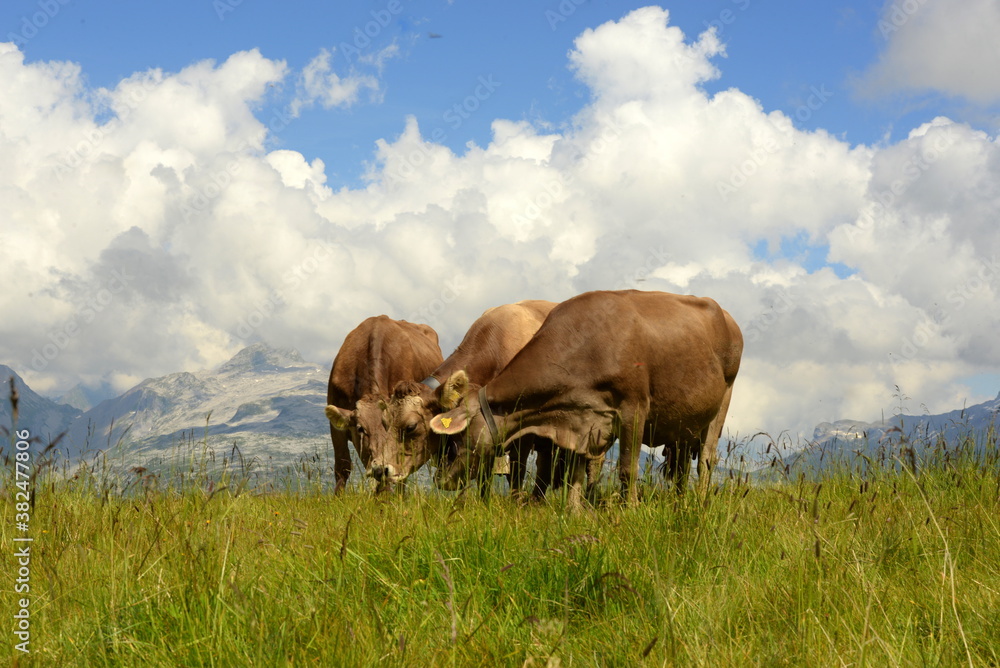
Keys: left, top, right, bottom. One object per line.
{"left": 2, "top": 419, "right": 999, "bottom": 666}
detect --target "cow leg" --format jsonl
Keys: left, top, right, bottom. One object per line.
{"left": 585, "top": 455, "right": 603, "bottom": 495}
{"left": 698, "top": 383, "right": 733, "bottom": 496}
{"left": 330, "top": 426, "right": 352, "bottom": 494}
{"left": 565, "top": 452, "right": 589, "bottom": 514}
{"left": 507, "top": 438, "right": 531, "bottom": 500}
{"left": 658, "top": 443, "right": 674, "bottom": 485}
{"left": 617, "top": 411, "right": 645, "bottom": 506}
{"left": 531, "top": 441, "right": 555, "bottom": 501}
{"left": 478, "top": 465, "right": 493, "bottom": 499}
{"left": 550, "top": 447, "right": 574, "bottom": 493}
{"left": 672, "top": 442, "right": 692, "bottom": 494}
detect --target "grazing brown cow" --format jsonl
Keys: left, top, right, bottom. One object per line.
{"left": 428, "top": 290, "right": 743, "bottom": 510}
{"left": 325, "top": 316, "right": 443, "bottom": 493}
{"left": 380, "top": 300, "right": 561, "bottom": 496}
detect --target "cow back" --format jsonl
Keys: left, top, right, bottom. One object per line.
{"left": 430, "top": 299, "right": 557, "bottom": 386}
{"left": 487, "top": 290, "right": 742, "bottom": 444}
{"left": 328, "top": 315, "right": 443, "bottom": 408}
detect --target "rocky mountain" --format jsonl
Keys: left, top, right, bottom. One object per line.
{"left": 5, "top": 348, "right": 998, "bottom": 486}
{"left": 7, "top": 344, "right": 333, "bottom": 469}
{"left": 813, "top": 393, "right": 1000, "bottom": 443}
{"left": 776, "top": 391, "right": 1000, "bottom": 475}
{"left": 1, "top": 365, "right": 82, "bottom": 446}
{"left": 52, "top": 382, "right": 118, "bottom": 412}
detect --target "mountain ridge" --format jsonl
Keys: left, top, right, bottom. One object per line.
{"left": 0, "top": 364, "right": 82, "bottom": 444}
{"left": 3, "top": 351, "right": 998, "bottom": 480}
{"left": 769, "top": 390, "right": 1000, "bottom": 476}
{"left": 2, "top": 345, "right": 331, "bottom": 465}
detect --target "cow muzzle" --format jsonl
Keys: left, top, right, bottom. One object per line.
{"left": 434, "top": 466, "right": 464, "bottom": 491}
{"left": 369, "top": 464, "right": 399, "bottom": 483}
{"left": 434, "top": 451, "right": 477, "bottom": 491}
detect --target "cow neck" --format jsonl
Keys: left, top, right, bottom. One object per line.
{"left": 477, "top": 386, "right": 499, "bottom": 442}
{"left": 420, "top": 375, "right": 441, "bottom": 390}
{"left": 476, "top": 368, "right": 571, "bottom": 442}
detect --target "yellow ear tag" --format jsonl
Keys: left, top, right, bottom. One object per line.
{"left": 441, "top": 417, "right": 452, "bottom": 428}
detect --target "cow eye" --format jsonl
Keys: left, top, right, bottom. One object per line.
{"left": 398, "top": 424, "right": 416, "bottom": 445}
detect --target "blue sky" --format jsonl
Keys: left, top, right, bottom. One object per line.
{"left": 2, "top": 1, "right": 999, "bottom": 437}
{"left": 4, "top": 0, "right": 985, "bottom": 186}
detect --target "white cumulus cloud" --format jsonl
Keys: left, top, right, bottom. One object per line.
{"left": 859, "top": 0, "right": 1000, "bottom": 104}
{"left": 289, "top": 47, "right": 387, "bottom": 116}
{"left": 2, "top": 7, "right": 999, "bottom": 446}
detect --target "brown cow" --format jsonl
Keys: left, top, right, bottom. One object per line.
{"left": 428, "top": 290, "right": 743, "bottom": 510}
{"left": 325, "top": 316, "right": 443, "bottom": 493}
{"left": 379, "top": 300, "right": 560, "bottom": 495}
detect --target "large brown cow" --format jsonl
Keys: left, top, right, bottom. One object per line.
{"left": 378, "top": 300, "right": 560, "bottom": 495}
{"left": 428, "top": 290, "right": 743, "bottom": 510}
{"left": 325, "top": 316, "right": 443, "bottom": 493}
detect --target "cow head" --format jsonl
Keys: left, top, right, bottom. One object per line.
{"left": 325, "top": 395, "right": 408, "bottom": 489}
{"left": 367, "top": 373, "right": 467, "bottom": 485}
{"left": 375, "top": 386, "right": 441, "bottom": 484}
{"left": 427, "top": 370, "right": 500, "bottom": 490}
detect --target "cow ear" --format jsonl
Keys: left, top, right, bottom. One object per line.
{"left": 430, "top": 410, "right": 468, "bottom": 435}
{"left": 325, "top": 405, "right": 354, "bottom": 431}
{"left": 439, "top": 370, "right": 469, "bottom": 410}
{"left": 377, "top": 398, "right": 388, "bottom": 413}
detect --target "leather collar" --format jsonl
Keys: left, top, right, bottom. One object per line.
{"left": 478, "top": 385, "right": 499, "bottom": 442}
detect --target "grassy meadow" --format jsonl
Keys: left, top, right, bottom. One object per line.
{"left": 3, "top": 429, "right": 1000, "bottom": 667}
